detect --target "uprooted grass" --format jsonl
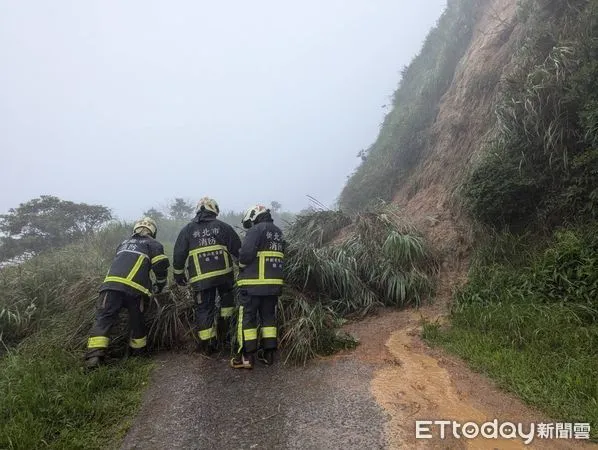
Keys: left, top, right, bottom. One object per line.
{"left": 423, "top": 225, "right": 598, "bottom": 438}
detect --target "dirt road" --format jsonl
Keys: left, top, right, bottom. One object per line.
{"left": 121, "top": 307, "right": 591, "bottom": 449}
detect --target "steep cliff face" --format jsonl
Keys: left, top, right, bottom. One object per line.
{"left": 342, "top": 0, "right": 598, "bottom": 268}
{"left": 393, "top": 0, "right": 520, "bottom": 261}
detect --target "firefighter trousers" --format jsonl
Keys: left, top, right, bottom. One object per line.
{"left": 85, "top": 289, "right": 147, "bottom": 359}
{"left": 194, "top": 286, "right": 235, "bottom": 346}
{"left": 237, "top": 294, "right": 278, "bottom": 354}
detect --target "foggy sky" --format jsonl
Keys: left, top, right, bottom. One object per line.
{"left": 0, "top": 1, "right": 446, "bottom": 220}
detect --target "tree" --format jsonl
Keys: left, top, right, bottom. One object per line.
{"left": 0, "top": 196, "right": 112, "bottom": 260}
{"left": 270, "top": 201, "right": 282, "bottom": 213}
{"left": 169, "top": 198, "right": 194, "bottom": 220}
{"left": 143, "top": 208, "right": 166, "bottom": 221}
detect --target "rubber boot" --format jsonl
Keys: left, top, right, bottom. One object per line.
{"left": 84, "top": 348, "right": 105, "bottom": 370}
{"left": 85, "top": 356, "right": 101, "bottom": 370}
{"left": 230, "top": 352, "right": 254, "bottom": 369}
{"left": 130, "top": 347, "right": 149, "bottom": 358}
{"left": 257, "top": 348, "right": 274, "bottom": 366}
{"left": 197, "top": 340, "right": 217, "bottom": 356}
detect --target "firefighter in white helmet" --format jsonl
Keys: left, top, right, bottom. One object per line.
{"left": 231, "top": 204, "right": 284, "bottom": 369}
{"left": 173, "top": 197, "right": 242, "bottom": 354}
{"left": 85, "top": 217, "right": 170, "bottom": 369}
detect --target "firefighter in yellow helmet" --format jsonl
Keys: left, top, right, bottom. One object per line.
{"left": 173, "top": 197, "right": 242, "bottom": 355}
{"left": 85, "top": 217, "right": 170, "bottom": 369}
{"left": 231, "top": 204, "right": 284, "bottom": 369}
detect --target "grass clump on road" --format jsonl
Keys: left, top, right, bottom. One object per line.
{"left": 423, "top": 226, "right": 598, "bottom": 438}
{"left": 280, "top": 203, "right": 437, "bottom": 363}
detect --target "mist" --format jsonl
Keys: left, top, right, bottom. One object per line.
{"left": 0, "top": 1, "right": 446, "bottom": 219}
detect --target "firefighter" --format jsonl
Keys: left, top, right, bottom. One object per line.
{"left": 173, "top": 197, "right": 242, "bottom": 355}
{"left": 85, "top": 217, "right": 169, "bottom": 369}
{"left": 231, "top": 204, "right": 284, "bottom": 369}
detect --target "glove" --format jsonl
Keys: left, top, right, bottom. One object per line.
{"left": 174, "top": 272, "right": 187, "bottom": 286}
{"left": 153, "top": 281, "right": 167, "bottom": 294}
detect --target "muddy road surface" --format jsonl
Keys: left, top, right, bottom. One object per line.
{"left": 122, "top": 308, "right": 589, "bottom": 449}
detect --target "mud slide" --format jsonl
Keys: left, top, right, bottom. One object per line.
{"left": 352, "top": 308, "right": 588, "bottom": 449}
{"left": 122, "top": 303, "right": 592, "bottom": 449}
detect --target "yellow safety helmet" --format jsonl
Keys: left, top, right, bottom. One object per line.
{"left": 195, "top": 197, "right": 220, "bottom": 216}
{"left": 133, "top": 217, "right": 157, "bottom": 238}
{"left": 241, "top": 204, "right": 269, "bottom": 229}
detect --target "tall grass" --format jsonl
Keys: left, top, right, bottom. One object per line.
{"left": 0, "top": 348, "right": 152, "bottom": 450}
{"left": 424, "top": 225, "right": 598, "bottom": 438}
{"left": 464, "top": 0, "right": 598, "bottom": 230}
{"left": 0, "top": 222, "right": 154, "bottom": 450}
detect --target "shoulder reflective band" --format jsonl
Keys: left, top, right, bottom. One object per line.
{"left": 236, "top": 251, "right": 284, "bottom": 286}
{"left": 117, "top": 249, "right": 150, "bottom": 260}
{"left": 151, "top": 254, "right": 168, "bottom": 265}
{"left": 261, "top": 327, "right": 277, "bottom": 339}
{"left": 129, "top": 336, "right": 147, "bottom": 349}
{"left": 188, "top": 245, "right": 233, "bottom": 283}
{"left": 88, "top": 336, "right": 109, "bottom": 349}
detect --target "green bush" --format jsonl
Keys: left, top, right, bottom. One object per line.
{"left": 464, "top": 0, "right": 598, "bottom": 230}
{"left": 427, "top": 226, "right": 598, "bottom": 437}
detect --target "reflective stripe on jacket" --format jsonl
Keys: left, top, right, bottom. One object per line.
{"left": 100, "top": 235, "right": 170, "bottom": 296}
{"left": 237, "top": 217, "right": 284, "bottom": 296}
{"left": 173, "top": 214, "right": 242, "bottom": 291}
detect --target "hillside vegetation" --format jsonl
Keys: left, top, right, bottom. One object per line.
{"left": 445, "top": 0, "right": 598, "bottom": 436}
{"left": 339, "top": 0, "right": 483, "bottom": 212}
{"left": 339, "top": 0, "right": 598, "bottom": 438}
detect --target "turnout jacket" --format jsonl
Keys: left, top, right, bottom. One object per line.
{"left": 173, "top": 214, "right": 242, "bottom": 291}
{"left": 100, "top": 235, "right": 169, "bottom": 297}
{"left": 237, "top": 216, "right": 285, "bottom": 296}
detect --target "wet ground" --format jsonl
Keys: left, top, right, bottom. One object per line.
{"left": 122, "top": 308, "right": 591, "bottom": 450}
{"left": 121, "top": 352, "right": 385, "bottom": 449}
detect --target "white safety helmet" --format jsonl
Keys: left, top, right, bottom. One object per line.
{"left": 241, "top": 204, "right": 269, "bottom": 229}
{"left": 195, "top": 197, "right": 220, "bottom": 216}
{"left": 133, "top": 217, "right": 157, "bottom": 238}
